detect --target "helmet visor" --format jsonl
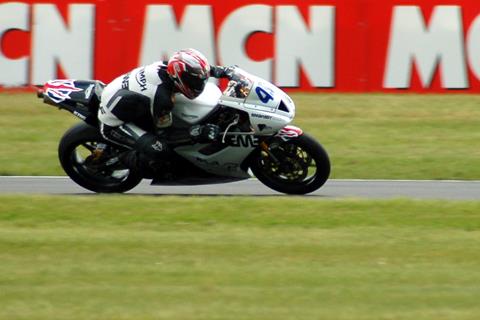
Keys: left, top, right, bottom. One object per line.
{"left": 181, "top": 72, "right": 207, "bottom": 97}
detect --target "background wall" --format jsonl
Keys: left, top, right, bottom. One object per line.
{"left": 1, "top": 0, "right": 479, "bottom": 92}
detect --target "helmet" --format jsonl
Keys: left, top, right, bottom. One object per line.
{"left": 167, "top": 49, "right": 210, "bottom": 99}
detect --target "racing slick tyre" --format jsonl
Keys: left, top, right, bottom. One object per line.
{"left": 250, "top": 133, "right": 330, "bottom": 195}
{"left": 58, "top": 122, "right": 142, "bottom": 193}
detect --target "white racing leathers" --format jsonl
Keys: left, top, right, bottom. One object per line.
{"left": 98, "top": 61, "right": 174, "bottom": 149}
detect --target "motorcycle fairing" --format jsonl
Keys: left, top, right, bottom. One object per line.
{"left": 173, "top": 143, "right": 254, "bottom": 179}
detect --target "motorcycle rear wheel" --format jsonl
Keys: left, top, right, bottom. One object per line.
{"left": 58, "top": 122, "right": 142, "bottom": 193}
{"left": 250, "top": 134, "right": 330, "bottom": 195}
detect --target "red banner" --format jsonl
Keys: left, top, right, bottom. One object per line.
{"left": 1, "top": 0, "right": 480, "bottom": 92}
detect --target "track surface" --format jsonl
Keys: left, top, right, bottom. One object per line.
{"left": 0, "top": 176, "right": 479, "bottom": 199}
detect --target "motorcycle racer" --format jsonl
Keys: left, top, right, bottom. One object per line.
{"left": 97, "top": 48, "right": 235, "bottom": 175}
{"left": 39, "top": 55, "right": 330, "bottom": 194}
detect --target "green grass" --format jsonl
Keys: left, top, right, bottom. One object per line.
{"left": 1, "top": 195, "right": 480, "bottom": 320}
{"left": 2, "top": 92, "right": 479, "bottom": 320}
{"left": 1, "top": 92, "right": 480, "bottom": 178}
{"left": 0, "top": 92, "right": 76, "bottom": 175}
{"left": 293, "top": 94, "right": 480, "bottom": 180}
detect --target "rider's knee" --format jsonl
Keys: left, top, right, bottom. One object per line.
{"left": 135, "top": 133, "right": 169, "bottom": 159}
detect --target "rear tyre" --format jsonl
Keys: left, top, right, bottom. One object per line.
{"left": 250, "top": 134, "right": 330, "bottom": 195}
{"left": 58, "top": 122, "right": 142, "bottom": 193}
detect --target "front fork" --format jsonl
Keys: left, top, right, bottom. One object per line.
{"left": 259, "top": 140, "right": 281, "bottom": 165}
{"left": 258, "top": 125, "right": 304, "bottom": 165}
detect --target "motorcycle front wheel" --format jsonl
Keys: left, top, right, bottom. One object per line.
{"left": 58, "top": 122, "right": 143, "bottom": 193}
{"left": 250, "top": 134, "right": 330, "bottom": 195}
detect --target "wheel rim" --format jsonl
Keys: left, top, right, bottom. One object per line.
{"left": 259, "top": 142, "right": 318, "bottom": 186}
{"left": 70, "top": 140, "right": 131, "bottom": 186}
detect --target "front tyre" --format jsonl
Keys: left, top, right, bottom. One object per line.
{"left": 250, "top": 134, "right": 330, "bottom": 195}
{"left": 58, "top": 122, "right": 142, "bottom": 193}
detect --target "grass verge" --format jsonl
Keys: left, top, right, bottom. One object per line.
{"left": 1, "top": 195, "right": 480, "bottom": 320}
{"left": 1, "top": 92, "right": 479, "bottom": 178}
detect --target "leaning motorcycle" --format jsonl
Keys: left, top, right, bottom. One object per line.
{"left": 37, "top": 68, "right": 330, "bottom": 194}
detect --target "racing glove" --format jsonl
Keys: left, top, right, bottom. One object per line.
{"left": 189, "top": 124, "right": 221, "bottom": 142}
{"left": 211, "top": 66, "right": 238, "bottom": 80}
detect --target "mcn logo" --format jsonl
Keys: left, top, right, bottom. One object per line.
{"left": 0, "top": 1, "right": 479, "bottom": 92}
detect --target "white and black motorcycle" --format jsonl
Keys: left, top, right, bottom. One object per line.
{"left": 37, "top": 68, "right": 330, "bottom": 194}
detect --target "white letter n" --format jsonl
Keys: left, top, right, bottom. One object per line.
{"left": 276, "top": 6, "right": 335, "bottom": 87}
{"left": 32, "top": 4, "right": 95, "bottom": 84}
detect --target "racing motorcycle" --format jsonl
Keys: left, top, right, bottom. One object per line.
{"left": 37, "top": 68, "right": 330, "bottom": 194}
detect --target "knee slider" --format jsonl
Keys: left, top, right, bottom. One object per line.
{"left": 135, "top": 133, "right": 169, "bottom": 159}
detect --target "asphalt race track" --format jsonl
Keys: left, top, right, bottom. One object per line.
{"left": 0, "top": 176, "right": 479, "bottom": 199}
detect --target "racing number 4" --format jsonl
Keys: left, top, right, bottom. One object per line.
{"left": 255, "top": 86, "right": 274, "bottom": 104}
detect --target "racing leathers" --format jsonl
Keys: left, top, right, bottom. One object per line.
{"left": 97, "top": 61, "right": 233, "bottom": 174}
